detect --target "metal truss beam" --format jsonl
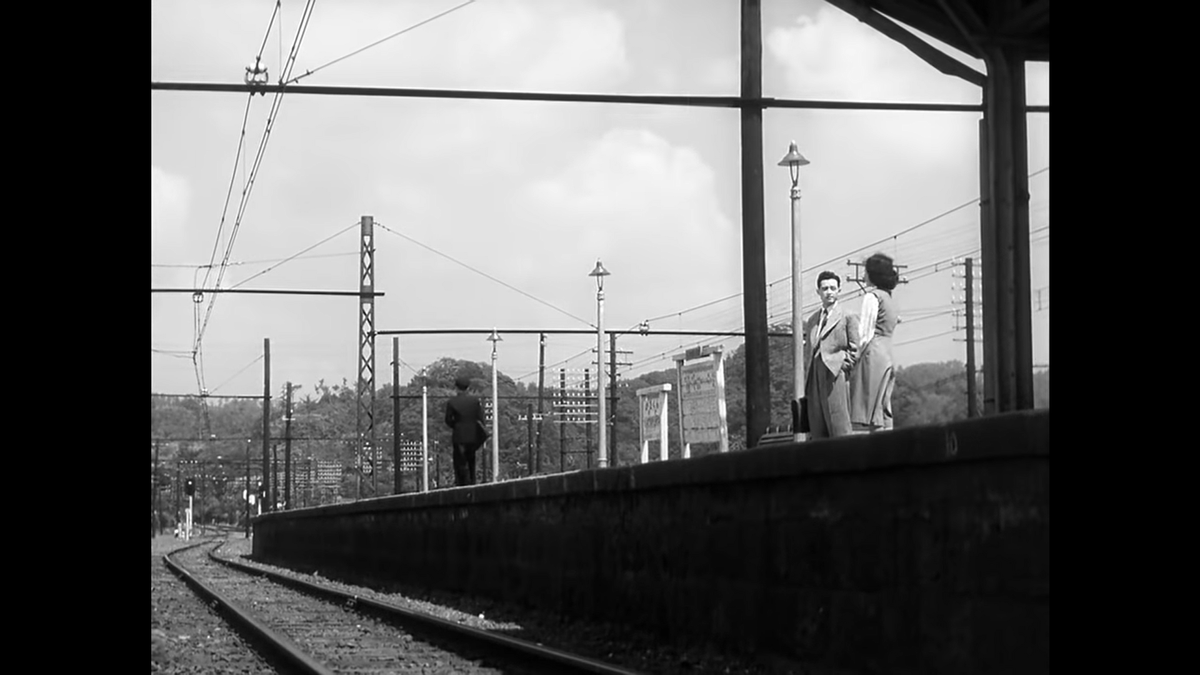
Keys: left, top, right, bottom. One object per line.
{"left": 356, "top": 216, "right": 376, "bottom": 499}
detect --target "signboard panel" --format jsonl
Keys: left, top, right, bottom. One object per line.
{"left": 680, "top": 361, "right": 722, "bottom": 443}
{"left": 673, "top": 347, "right": 729, "bottom": 455}
{"left": 640, "top": 393, "right": 664, "bottom": 439}
{"left": 636, "top": 383, "right": 671, "bottom": 463}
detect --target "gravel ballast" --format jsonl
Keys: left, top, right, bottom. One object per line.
{"left": 215, "top": 537, "right": 785, "bottom": 674}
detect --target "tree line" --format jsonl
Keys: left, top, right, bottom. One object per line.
{"left": 151, "top": 328, "right": 1048, "bottom": 510}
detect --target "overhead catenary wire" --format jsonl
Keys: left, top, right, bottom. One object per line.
{"left": 192, "top": 0, "right": 317, "bottom": 399}
{"left": 152, "top": 251, "right": 357, "bottom": 269}
{"left": 638, "top": 166, "right": 1048, "bottom": 329}
{"left": 285, "top": 0, "right": 480, "bottom": 85}
{"left": 209, "top": 354, "right": 266, "bottom": 395}
{"left": 202, "top": 0, "right": 317, "bottom": 315}
{"left": 894, "top": 329, "right": 959, "bottom": 347}
{"left": 230, "top": 221, "right": 359, "bottom": 289}
{"left": 199, "top": 0, "right": 283, "bottom": 295}
{"left": 376, "top": 223, "right": 593, "bottom": 327}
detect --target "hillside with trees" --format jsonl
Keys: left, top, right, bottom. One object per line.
{"left": 151, "top": 331, "right": 1047, "bottom": 525}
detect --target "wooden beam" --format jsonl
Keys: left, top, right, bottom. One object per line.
{"left": 942, "top": 0, "right": 989, "bottom": 34}
{"left": 1001, "top": 0, "right": 1049, "bottom": 36}
{"left": 826, "top": 0, "right": 986, "bottom": 87}
{"left": 740, "top": 0, "right": 771, "bottom": 448}
{"left": 873, "top": 0, "right": 970, "bottom": 49}
{"left": 934, "top": 0, "right": 987, "bottom": 57}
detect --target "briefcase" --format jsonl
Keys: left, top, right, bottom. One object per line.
{"left": 792, "top": 398, "right": 810, "bottom": 434}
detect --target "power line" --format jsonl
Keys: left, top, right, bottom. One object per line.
{"left": 285, "top": 0, "right": 480, "bottom": 85}
{"left": 229, "top": 221, "right": 359, "bottom": 289}
{"left": 894, "top": 329, "right": 959, "bottom": 347}
{"left": 639, "top": 167, "right": 1049, "bottom": 330}
{"left": 152, "top": 251, "right": 356, "bottom": 269}
{"left": 376, "top": 223, "right": 592, "bottom": 327}
{"left": 209, "top": 354, "right": 265, "bottom": 395}
{"left": 256, "top": 1, "right": 281, "bottom": 61}
{"left": 152, "top": 348, "right": 193, "bottom": 360}
{"left": 193, "top": 0, "right": 317, "bottom": 396}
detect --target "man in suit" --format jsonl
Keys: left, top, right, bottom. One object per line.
{"left": 803, "top": 271, "right": 860, "bottom": 439}
{"left": 444, "top": 374, "right": 487, "bottom": 486}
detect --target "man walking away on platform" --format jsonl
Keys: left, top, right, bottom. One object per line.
{"left": 445, "top": 374, "right": 487, "bottom": 486}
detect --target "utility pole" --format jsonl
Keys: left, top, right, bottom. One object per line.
{"left": 584, "top": 368, "right": 592, "bottom": 469}
{"left": 965, "top": 258, "right": 978, "bottom": 418}
{"left": 422, "top": 370, "right": 430, "bottom": 493}
{"left": 245, "top": 439, "right": 251, "bottom": 538}
{"left": 952, "top": 258, "right": 982, "bottom": 417}
{"left": 517, "top": 406, "right": 543, "bottom": 477}
{"left": 392, "top": 338, "right": 402, "bottom": 495}
{"left": 607, "top": 333, "right": 632, "bottom": 466}
{"left": 525, "top": 403, "right": 534, "bottom": 476}
{"left": 846, "top": 260, "right": 909, "bottom": 290}
{"left": 487, "top": 328, "right": 502, "bottom": 482}
{"left": 559, "top": 369, "right": 567, "bottom": 472}
{"left": 152, "top": 440, "right": 160, "bottom": 538}
{"left": 536, "top": 333, "right": 546, "bottom": 474}
{"left": 174, "top": 466, "right": 181, "bottom": 533}
{"left": 262, "top": 338, "right": 271, "bottom": 513}
{"left": 284, "top": 382, "right": 293, "bottom": 509}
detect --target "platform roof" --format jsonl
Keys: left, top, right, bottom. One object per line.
{"left": 833, "top": 0, "right": 1049, "bottom": 63}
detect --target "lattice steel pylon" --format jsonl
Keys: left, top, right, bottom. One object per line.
{"left": 356, "top": 215, "right": 376, "bottom": 499}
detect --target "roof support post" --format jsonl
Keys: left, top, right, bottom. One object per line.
{"left": 979, "top": 45, "right": 1035, "bottom": 414}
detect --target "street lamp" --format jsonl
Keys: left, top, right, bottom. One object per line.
{"left": 778, "top": 141, "right": 810, "bottom": 442}
{"left": 589, "top": 260, "right": 611, "bottom": 468}
{"left": 486, "top": 328, "right": 502, "bottom": 482}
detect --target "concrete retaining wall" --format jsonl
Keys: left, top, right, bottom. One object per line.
{"left": 253, "top": 410, "right": 1049, "bottom": 674}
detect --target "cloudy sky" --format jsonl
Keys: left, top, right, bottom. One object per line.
{"left": 151, "top": 0, "right": 1049, "bottom": 399}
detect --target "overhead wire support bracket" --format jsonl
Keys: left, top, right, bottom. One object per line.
{"left": 244, "top": 57, "right": 270, "bottom": 96}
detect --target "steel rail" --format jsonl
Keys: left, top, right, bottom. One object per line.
{"left": 163, "top": 542, "right": 336, "bottom": 675}
{"left": 208, "top": 545, "right": 646, "bottom": 675}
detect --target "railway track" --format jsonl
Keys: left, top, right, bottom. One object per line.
{"left": 163, "top": 539, "right": 643, "bottom": 675}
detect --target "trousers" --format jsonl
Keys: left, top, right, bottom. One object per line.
{"left": 805, "top": 358, "right": 853, "bottom": 439}
{"left": 452, "top": 443, "right": 477, "bottom": 486}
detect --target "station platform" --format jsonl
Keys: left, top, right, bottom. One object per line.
{"left": 252, "top": 409, "right": 1049, "bottom": 675}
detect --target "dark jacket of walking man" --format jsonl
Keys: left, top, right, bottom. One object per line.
{"left": 445, "top": 374, "right": 487, "bottom": 486}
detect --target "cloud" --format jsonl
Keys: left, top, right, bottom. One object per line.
{"left": 766, "top": 6, "right": 983, "bottom": 103}
{"left": 512, "top": 129, "right": 740, "bottom": 325}
{"left": 151, "top": 166, "right": 190, "bottom": 289}
{"left": 766, "top": 6, "right": 984, "bottom": 171}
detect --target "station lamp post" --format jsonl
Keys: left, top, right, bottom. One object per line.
{"left": 778, "top": 141, "right": 810, "bottom": 442}
{"left": 589, "top": 260, "right": 611, "bottom": 468}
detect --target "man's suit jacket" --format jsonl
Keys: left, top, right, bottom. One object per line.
{"left": 445, "top": 392, "right": 486, "bottom": 448}
{"left": 803, "top": 303, "right": 860, "bottom": 389}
